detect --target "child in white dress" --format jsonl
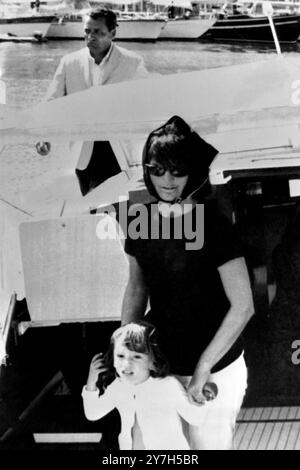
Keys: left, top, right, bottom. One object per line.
{"left": 82, "top": 322, "right": 213, "bottom": 450}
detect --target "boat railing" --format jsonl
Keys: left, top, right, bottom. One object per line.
{"left": 0, "top": 293, "right": 17, "bottom": 366}
{"left": 156, "top": 11, "right": 216, "bottom": 21}
{"left": 115, "top": 11, "right": 165, "bottom": 21}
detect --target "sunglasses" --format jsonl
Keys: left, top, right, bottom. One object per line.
{"left": 145, "top": 163, "right": 188, "bottom": 177}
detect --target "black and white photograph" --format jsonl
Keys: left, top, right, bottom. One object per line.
{"left": 1, "top": 0, "right": 300, "bottom": 456}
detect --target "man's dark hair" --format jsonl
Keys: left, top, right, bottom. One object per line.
{"left": 87, "top": 7, "right": 118, "bottom": 31}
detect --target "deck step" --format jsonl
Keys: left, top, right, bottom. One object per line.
{"left": 34, "top": 432, "right": 102, "bottom": 443}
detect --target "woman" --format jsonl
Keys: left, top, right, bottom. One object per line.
{"left": 121, "top": 115, "right": 254, "bottom": 450}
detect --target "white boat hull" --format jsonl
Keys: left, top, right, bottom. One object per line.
{"left": 116, "top": 19, "right": 165, "bottom": 40}
{"left": 159, "top": 18, "right": 215, "bottom": 40}
{"left": 47, "top": 18, "right": 165, "bottom": 40}
{"left": 46, "top": 18, "right": 83, "bottom": 39}
{"left": 0, "top": 18, "right": 53, "bottom": 37}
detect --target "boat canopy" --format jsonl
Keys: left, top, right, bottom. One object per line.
{"left": 1, "top": 57, "right": 300, "bottom": 152}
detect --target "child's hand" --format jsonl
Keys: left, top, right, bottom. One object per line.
{"left": 86, "top": 353, "right": 109, "bottom": 391}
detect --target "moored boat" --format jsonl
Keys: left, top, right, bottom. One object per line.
{"left": 201, "top": 1, "right": 300, "bottom": 43}
{"left": 46, "top": 13, "right": 166, "bottom": 41}
{"left": 117, "top": 16, "right": 166, "bottom": 40}
{"left": 0, "top": 32, "right": 46, "bottom": 41}
{"left": 158, "top": 16, "right": 215, "bottom": 40}
{"left": 0, "top": 14, "right": 57, "bottom": 37}
{"left": 151, "top": 0, "right": 217, "bottom": 40}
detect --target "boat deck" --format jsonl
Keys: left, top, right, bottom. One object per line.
{"left": 2, "top": 365, "right": 300, "bottom": 450}
{"left": 235, "top": 406, "right": 300, "bottom": 450}
{"left": 32, "top": 402, "right": 300, "bottom": 450}
{"left": 1, "top": 301, "right": 299, "bottom": 451}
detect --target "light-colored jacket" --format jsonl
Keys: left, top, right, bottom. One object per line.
{"left": 82, "top": 376, "right": 206, "bottom": 450}
{"left": 45, "top": 44, "right": 148, "bottom": 99}
{"left": 45, "top": 44, "right": 148, "bottom": 172}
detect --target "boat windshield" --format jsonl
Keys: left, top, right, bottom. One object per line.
{"left": 221, "top": 2, "right": 271, "bottom": 16}
{"left": 221, "top": 2, "right": 249, "bottom": 15}
{"left": 251, "top": 2, "right": 264, "bottom": 15}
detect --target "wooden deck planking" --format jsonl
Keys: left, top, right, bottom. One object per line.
{"left": 242, "top": 407, "right": 257, "bottom": 421}
{"left": 254, "top": 422, "right": 275, "bottom": 450}
{"left": 287, "top": 407, "right": 298, "bottom": 420}
{"left": 269, "top": 407, "right": 282, "bottom": 421}
{"left": 278, "top": 407, "right": 290, "bottom": 420}
{"left": 234, "top": 423, "right": 249, "bottom": 449}
{"left": 276, "top": 422, "right": 293, "bottom": 450}
{"left": 251, "top": 407, "right": 265, "bottom": 421}
{"left": 285, "top": 422, "right": 300, "bottom": 450}
{"left": 260, "top": 407, "right": 273, "bottom": 420}
{"left": 237, "top": 408, "right": 246, "bottom": 421}
{"left": 247, "top": 422, "right": 267, "bottom": 450}
{"left": 294, "top": 424, "right": 300, "bottom": 450}
{"left": 235, "top": 406, "right": 300, "bottom": 450}
{"left": 238, "top": 422, "right": 258, "bottom": 450}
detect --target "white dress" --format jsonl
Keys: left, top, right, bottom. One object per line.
{"left": 82, "top": 375, "right": 205, "bottom": 450}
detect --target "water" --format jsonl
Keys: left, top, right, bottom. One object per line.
{"left": 0, "top": 39, "right": 299, "bottom": 201}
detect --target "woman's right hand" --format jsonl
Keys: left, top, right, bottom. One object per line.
{"left": 86, "top": 353, "right": 109, "bottom": 391}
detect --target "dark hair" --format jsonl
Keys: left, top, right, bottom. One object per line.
{"left": 143, "top": 115, "right": 218, "bottom": 201}
{"left": 99, "top": 322, "right": 169, "bottom": 390}
{"left": 86, "top": 7, "right": 118, "bottom": 31}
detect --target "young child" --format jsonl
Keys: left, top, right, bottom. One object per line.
{"left": 82, "top": 322, "right": 214, "bottom": 450}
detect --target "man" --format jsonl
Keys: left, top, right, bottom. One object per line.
{"left": 38, "top": 7, "right": 148, "bottom": 195}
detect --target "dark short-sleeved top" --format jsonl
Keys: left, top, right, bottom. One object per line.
{"left": 124, "top": 200, "right": 244, "bottom": 375}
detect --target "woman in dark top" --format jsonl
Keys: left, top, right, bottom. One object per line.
{"left": 121, "top": 116, "right": 254, "bottom": 449}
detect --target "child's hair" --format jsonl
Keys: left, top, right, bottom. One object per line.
{"left": 97, "top": 322, "right": 169, "bottom": 391}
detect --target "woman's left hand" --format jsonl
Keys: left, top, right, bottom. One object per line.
{"left": 187, "top": 368, "right": 210, "bottom": 406}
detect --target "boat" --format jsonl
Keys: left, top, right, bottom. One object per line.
{"left": 158, "top": 14, "right": 216, "bottom": 40}
{"left": 0, "top": 31, "right": 47, "bottom": 41}
{"left": 116, "top": 15, "right": 166, "bottom": 41}
{"left": 149, "top": 0, "right": 217, "bottom": 40}
{"left": 46, "top": 12, "right": 166, "bottom": 41}
{"left": 0, "top": 13, "right": 57, "bottom": 37}
{"left": 200, "top": 1, "right": 300, "bottom": 43}
{"left": 2, "top": 56, "right": 300, "bottom": 448}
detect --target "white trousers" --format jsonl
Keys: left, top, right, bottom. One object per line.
{"left": 177, "top": 353, "right": 248, "bottom": 450}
